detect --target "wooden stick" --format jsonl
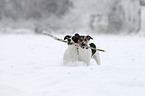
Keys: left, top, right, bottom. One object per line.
{"left": 43, "top": 32, "right": 106, "bottom": 52}
{"left": 43, "top": 32, "right": 67, "bottom": 43}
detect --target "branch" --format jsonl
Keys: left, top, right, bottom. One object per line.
{"left": 43, "top": 32, "right": 106, "bottom": 52}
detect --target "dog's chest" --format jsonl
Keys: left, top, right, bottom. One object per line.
{"left": 78, "top": 47, "right": 91, "bottom": 62}
{"left": 63, "top": 45, "right": 78, "bottom": 63}
{"left": 63, "top": 45, "right": 92, "bottom": 65}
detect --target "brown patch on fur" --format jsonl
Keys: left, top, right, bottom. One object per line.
{"left": 78, "top": 37, "right": 88, "bottom": 45}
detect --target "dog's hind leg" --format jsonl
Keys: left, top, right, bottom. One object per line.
{"left": 93, "top": 52, "right": 101, "bottom": 65}
{"left": 89, "top": 43, "right": 101, "bottom": 65}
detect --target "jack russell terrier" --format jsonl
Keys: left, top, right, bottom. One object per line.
{"left": 63, "top": 33, "right": 100, "bottom": 66}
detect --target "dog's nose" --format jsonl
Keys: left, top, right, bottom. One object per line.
{"left": 81, "top": 42, "right": 86, "bottom": 46}
{"left": 81, "top": 42, "right": 87, "bottom": 49}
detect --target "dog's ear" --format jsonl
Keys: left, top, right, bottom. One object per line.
{"left": 86, "top": 35, "right": 93, "bottom": 40}
{"left": 64, "top": 35, "right": 71, "bottom": 40}
{"left": 74, "top": 33, "right": 80, "bottom": 38}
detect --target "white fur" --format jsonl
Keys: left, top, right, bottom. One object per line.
{"left": 63, "top": 45, "right": 78, "bottom": 65}
{"left": 63, "top": 45, "right": 92, "bottom": 66}
{"left": 78, "top": 46, "right": 92, "bottom": 66}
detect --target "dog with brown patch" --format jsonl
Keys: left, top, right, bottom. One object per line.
{"left": 63, "top": 33, "right": 100, "bottom": 66}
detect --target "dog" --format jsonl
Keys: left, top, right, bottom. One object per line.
{"left": 63, "top": 33, "right": 100, "bottom": 66}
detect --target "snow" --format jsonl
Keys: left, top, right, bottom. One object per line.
{"left": 0, "top": 34, "right": 145, "bottom": 96}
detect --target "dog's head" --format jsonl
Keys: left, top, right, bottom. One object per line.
{"left": 72, "top": 33, "right": 80, "bottom": 43}
{"left": 76, "top": 36, "right": 87, "bottom": 49}
{"left": 77, "top": 35, "right": 93, "bottom": 49}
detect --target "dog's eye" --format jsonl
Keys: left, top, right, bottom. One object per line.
{"left": 79, "top": 39, "right": 83, "bottom": 42}
{"left": 84, "top": 38, "right": 87, "bottom": 41}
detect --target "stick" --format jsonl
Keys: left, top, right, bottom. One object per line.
{"left": 43, "top": 32, "right": 106, "bottom": 52}
{"left": 43, "top": 32, "right": 67, "bottom": 43}
{"left": 89, "top": 47, "right": 106, "bottom": 52}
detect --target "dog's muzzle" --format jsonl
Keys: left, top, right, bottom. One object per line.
{"left": 80, "top": 42, "right": 88, "bottom": 49}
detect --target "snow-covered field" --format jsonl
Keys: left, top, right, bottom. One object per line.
{"left": 0, "top": 34, "right": 145, "bottom": 96}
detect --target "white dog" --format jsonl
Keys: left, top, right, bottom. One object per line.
{"left": 63, "top": 34, "right": 100, "bottom": 66}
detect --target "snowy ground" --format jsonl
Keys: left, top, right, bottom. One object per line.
{"left": 0, "top": 34, "right": 145, "bottom": 96}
